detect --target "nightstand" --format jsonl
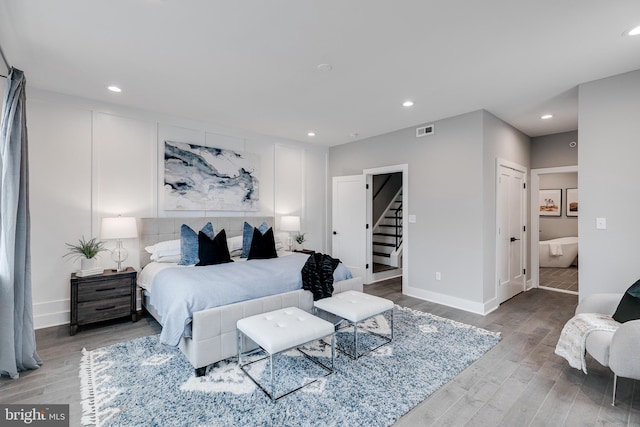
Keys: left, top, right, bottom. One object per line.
{"left": 293, "top": 249, "right": 315, "bottom": 255}
{"left": 70, "top": 267, "right": 138, "bottom": 336}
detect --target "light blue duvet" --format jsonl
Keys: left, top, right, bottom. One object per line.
{"left": 149, "top": 253, "right": 352, "bottom": 346}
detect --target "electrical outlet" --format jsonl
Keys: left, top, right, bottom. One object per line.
{"left": 435, "top": 272, "right": 441, "bottom": 280}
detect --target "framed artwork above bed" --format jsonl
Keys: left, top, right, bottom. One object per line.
{"left": 164, "top": 141, "right": 260, "bottom": 211}
{"left": 539, "top": 189, "right": 561, "bottom": 217}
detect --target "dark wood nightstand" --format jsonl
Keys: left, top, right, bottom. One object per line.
{"left": 293, "top": 249, "right": 315, "bottom": 255}
{"left": 70, "top": 267, "right": 138, "bottom": 336}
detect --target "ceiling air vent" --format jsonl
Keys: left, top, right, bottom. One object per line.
{"left": 416, "top": 124, "right": 434, "bottom": 138}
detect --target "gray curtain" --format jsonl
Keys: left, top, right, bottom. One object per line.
{"left": 0, "top": 68, "right": 41, "bottom": 379}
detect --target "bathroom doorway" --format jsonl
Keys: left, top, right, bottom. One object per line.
{"left": 531, "top": 166, "right": 579, "bottom": 295}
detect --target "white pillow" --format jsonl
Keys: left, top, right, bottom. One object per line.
{"left": 152, "top": 254, "right": 181, "bottom": 263}
{"left": 274, "top": 231, "right": 288, "bottom": 250}
{"left": 227, "top": 235, "right": 243, "bottom": 251}
{"left": 145, "top": 239, "right": 181, "bottom": 259}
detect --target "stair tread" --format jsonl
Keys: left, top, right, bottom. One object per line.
{"left": 373, "top": 232, "right": 401, "bottom": 237}
{"left": 373, "top": 252, "right": 391, "bottom": 257}
{"left": 373, "top": 242, "right": 396, "bottom": 247}
{"left": 378, "top": 224, "right": 402, "bottom": 228}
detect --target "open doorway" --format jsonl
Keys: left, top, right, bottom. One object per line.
{"left": 370, "top": 172, "right": 403, "bottom": 280}
{"left": 363, "top": 164, "right": 408, "bottom": 288}
{"left": 531, "top": 166, "right": 579, "bottom": 295}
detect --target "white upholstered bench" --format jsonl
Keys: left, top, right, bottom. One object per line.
{"left": 314, "top": 290, "right": 394, "bottom": 359}
{"left": 237, "top": 307, "right": 335, "bottom": 401}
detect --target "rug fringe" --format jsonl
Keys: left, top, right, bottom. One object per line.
{"left": 79, "top": 348, "right": 97, "bottom": 426}
{"left": 395, "top": 304, "right": 502, "bottom": 338}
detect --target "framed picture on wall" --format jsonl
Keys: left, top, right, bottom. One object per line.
{"left": 539, "top": 189, "right": 562, "bottom": 217}
{"left": 566, "top": 188, "right": 578, "bottom": 217}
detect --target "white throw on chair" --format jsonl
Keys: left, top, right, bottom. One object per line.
{"left": 574, "top": 293, "right": 640, "bottom": 405}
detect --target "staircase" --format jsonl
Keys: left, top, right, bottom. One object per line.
{"left": 372, "top": 190, "right": 403, "bottom": 268}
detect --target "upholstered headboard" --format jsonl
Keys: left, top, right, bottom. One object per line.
{"left": 139, "top": 216, "right": 274, "bottom": 267}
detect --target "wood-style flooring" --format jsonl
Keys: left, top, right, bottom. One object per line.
{"left": 1, "top": 280, "right": 638, "bottom": 426}
{"left": 540, "top": 266, "right": 579, "bottom": 293}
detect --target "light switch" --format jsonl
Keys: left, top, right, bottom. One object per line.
{"left": 596, "top": 218, "right": 607, "bottom": 230}
{"left": 408, "top": 215, "right": 416, "bottom": 223}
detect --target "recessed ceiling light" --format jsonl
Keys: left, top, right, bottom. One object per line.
{"left": 317, "top": 63, "right": 333, "bottom": 72}
{"left": 107, "top": 85, "right": 122, "bottom": 93}
{"left": 307, "top": 132, "right": 316, "bottom": 137}
{"left": 540, "top": 114, "right": 553, "bottom": 120}
{"left": 402, "top": 100, "right": 414, "bottom": 107}
{"left": 628, "top": 25, "right": 640, "bottom": 36}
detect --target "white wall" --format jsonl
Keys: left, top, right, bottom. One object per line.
{"left": 481, "top": 111, "right": 531, "bottom": 305}
{"left": 25, "top": 88, "right": 328, "bottom": 329}
{"left": 329, "top": 109, "right": 530, "bottom": 313}
{"left": 578, "top": 69, "right": 640, "bottom": 299}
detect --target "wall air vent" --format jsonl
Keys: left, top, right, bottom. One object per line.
{"left": 416, "top": 124, "right": 434, "bottom": 138}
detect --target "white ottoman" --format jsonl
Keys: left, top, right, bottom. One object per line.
{"left": 237, "top": 307, "right": 335, "bottom": 401}
{"left": 314, "top": 290, "right": 394, "bottom": 359}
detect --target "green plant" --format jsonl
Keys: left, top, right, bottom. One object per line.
{"left": 63, "top": 236, "right": 106, "bottom": 261}
{"left": 294, "top": 232, "right": 306, "bottom": 245}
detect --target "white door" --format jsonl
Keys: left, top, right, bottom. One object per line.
{"left": 332, "top": 175, "right": 366, "bottom": 278}
{"left": 497, "top": 163, "right": 526, "bottom": 303}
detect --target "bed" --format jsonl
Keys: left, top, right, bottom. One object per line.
{"left": 138, "top": 217, "right": 363, "bottom": 376}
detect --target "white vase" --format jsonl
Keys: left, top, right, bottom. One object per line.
{"left": 80, "top": 257, "right": 97, "bottom": 271}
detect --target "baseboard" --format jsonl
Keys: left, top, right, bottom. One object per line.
{"left": 403, "top": 285, "right": 496, "bottom": 315}
{"left": 33, "top": 299, "right": 69, "bottom": 329}
{"left": 526, "top": 279, "right": 534, "bottom": 291}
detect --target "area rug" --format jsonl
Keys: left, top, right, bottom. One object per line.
{"left": 79, "top": 305, "right": 500, "bottom": 427}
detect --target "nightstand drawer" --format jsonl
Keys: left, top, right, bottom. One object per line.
{"left": 77, "top": 297, "right": 131, "bottom": 323}
{"left": 77, "top": 278, "right": 131, "bottom": 302}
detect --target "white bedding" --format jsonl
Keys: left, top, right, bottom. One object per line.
{"left": 138, "top": 250, "right": 295, "bottom": 292}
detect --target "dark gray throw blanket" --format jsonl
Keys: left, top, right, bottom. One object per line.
{"left": 301, "top": 253, "right": 341, "bottom": 301}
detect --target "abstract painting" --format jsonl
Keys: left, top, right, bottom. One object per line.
{"left": 164, "top": 141, "right": 259, "bottom": 211}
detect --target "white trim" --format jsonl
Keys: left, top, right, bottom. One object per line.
{"left": 529, "top": 165, "right": 578, "bottom": 290}
{"left": 495, "top": 158, "right": 528, "bottom": 304}
{"left": 363, "top": 164, "right": 408, "bottom": 289}
{"left": 33, "top": 299, "right": 69, "bottom": 329}
{"left": 539, "top": 286, "right": 578, "bottom": 296}
{"left": 404, "top": 285, "right": 499, "bottom": 315}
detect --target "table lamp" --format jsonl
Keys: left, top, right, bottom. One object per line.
{"left": 101, "top": 216, "right": 138, "bottom": 271}
{"left": 280, "top": 215, "right": 300, "bottom": 251}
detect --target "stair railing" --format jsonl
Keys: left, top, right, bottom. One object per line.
{"left": 394, "top": 204, "right": 402, "bottom": 249}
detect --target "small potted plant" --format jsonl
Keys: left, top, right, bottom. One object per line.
{"left": 64, "top": 236, "right": 106, "bottom": 271}
{"left": 294, "top": 232, "right": 306, "bottom": 250}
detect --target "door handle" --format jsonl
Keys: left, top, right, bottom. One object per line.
{"left": 333, "top": 231, "right": 338, "bottom": 235}
{"left": 510, "top": 237, "right": 520, "bottom": 242}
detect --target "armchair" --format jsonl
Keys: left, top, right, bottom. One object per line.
{"left": 575, "top": 293, "right": 640, "bottom": 405}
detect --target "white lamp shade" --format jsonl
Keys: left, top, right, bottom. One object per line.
{"left": 101, "top": 217, "right": 138, "bottom": 239}
{"left": 280, "top": 215, "right": 300, "bottom": 232}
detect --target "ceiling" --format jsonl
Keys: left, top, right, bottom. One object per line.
{"left": 1, "top": 1, "right": 639, "bottom": 146}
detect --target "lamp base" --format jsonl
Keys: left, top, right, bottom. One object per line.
{"left": 111, "top": 240, "right": 128, "bottom": 272}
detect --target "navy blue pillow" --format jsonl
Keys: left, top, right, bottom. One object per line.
{"left": 179, "top": 222, "right": 214, "bottom": 265}
{"left": 196, "top": 229, "right": 233, "bottom": 266}
{"left": 247, "top": 227, "right": 278, "bottom": 260}
{"left": 241, "top": 221, "right": 268, "bottom": 258}
{"left": 612, "top": 279, "right": 640, "bottom": 323}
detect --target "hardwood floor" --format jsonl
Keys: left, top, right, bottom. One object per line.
{"left": 367, "top": 278, "right": 639, "bottom": 426}
{"left": 1, "top": 281, "right": 638, "bottom": 426}
{"left": 540, "top": 266, "right": 579, "bottom": 293}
